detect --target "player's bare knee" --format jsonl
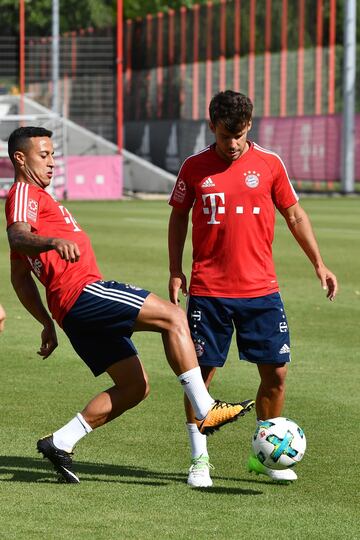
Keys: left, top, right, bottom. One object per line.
{"left": 142, "top": 377, "right": 151, "bottom": 400}
{"left": 167, "top": 305, "right": 190, "bottom": 338}
{"left": 132, "top": 374, "right": 150, "bottom": 403}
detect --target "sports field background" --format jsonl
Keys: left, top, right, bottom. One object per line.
{"left": 0, "top": 197, "right": 358, "bottom": 539}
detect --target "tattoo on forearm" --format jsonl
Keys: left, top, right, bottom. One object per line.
{"left": 291, "top": 217, "right": 303, "bottom": 227}
{"left": 8, "top": 229, "right": 53, "bottom": 254}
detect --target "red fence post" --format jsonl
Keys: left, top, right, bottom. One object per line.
{"left": 180, "top": 6, "right": 187, "bottom": 115}
{"left": 168, "top": 9, "right": 175, "bottom": 117}
{"left": 192, "top": 4, "right": 200, "bottom": 120}
{"left": 328, "top": 0, "right": 336, "bottom": 114}
{"left": 248, "top": 0, "right": 256, "bottom": 103}
{"left": 116, "top": 0, "right": 123, "bottom": 152}
{"left": 125, "top": 19, "right": 132, "bottom": 106}
{"left": 315, "top": 0, "right": 323, "bottom": 115}
{"left": 233, "top": 0, "right": 241, "bottom": 92}
{"left": 205, "top": 2, "right": 213, "bottom": 116}
{"left": 219, "top": 0, "right": 226, "bottom": 90}
{"left": 264, "top": 0, "right": 271, "bottom": 117}
{"left": 71, "top": 31, "right": 77, "bottom": 79}
{"left": 19, "top": 0, "right": 25, "bottom": 114}
{"left": 297, "top": 0, "right": 304, "bottom": 116}
{"left": 146, "top": 14, "right": 153, "bottom": 119}
{"left": 280, "top": 0, "right": 288, "bottom": 117}
{"left": 156, "top": 12, "right": 164, "bottom": 119}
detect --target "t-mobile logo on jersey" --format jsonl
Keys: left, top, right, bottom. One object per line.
{"left": 202, "top": 192, "right": 261, "bottom": 224}
{"left": 202, "top": 193, "right": 225, "bottom": 224}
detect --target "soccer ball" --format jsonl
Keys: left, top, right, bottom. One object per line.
{"left": 252, "top": 417, "right": 306, "bottom": 470}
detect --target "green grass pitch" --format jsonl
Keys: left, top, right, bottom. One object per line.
{"left": 0, "top": 197, "right": 358, "bottom": 539}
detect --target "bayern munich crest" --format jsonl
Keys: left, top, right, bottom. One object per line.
{"left": 193, "top": 338, "right": 205, "bottom": 357}
{"left": 244, "top": 171, "right": 260, "bottom": 188}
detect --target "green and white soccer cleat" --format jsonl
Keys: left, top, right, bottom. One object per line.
{"left": 187, "top": 455, "right": 214, "bottom": 488}
{"left": 247, "top": 453, "right": 297, "bottom": 483}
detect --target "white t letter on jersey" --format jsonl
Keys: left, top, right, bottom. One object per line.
{"left": 202, "top": 193, "right": 225, "bottom": 225}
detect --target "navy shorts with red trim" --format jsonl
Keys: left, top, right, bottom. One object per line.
{"left": 62, "top": 280, "right": 150, "bottom": 376}
{"left": 187, "top": 293, "right": 291, "bottom": 367}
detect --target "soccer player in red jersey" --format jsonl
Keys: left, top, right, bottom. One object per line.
{"left": 168, "top": 91, "right": 338, "bottom": 486}
{"left": 5, "top": 126, "right": 255, "bottom": 483}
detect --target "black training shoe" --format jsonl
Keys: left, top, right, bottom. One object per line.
{"left": 37, "top": 435, "right": 80, "bottom": 484}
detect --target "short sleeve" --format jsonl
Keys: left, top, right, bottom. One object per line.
{"left": 5, "top": 183, "right": 40, "bottom": 231}
{"left": 271, "top": 156, "right": 299, "bottom": 210}
{"left": 168, "top": 159, "right": 196, "bottom": 210}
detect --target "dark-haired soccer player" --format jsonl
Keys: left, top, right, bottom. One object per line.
{"left": 5, "top": 125, "right": 254, "bottom": 483}
{"left": 168, "top": 90, "right": 338, "bottom": 486}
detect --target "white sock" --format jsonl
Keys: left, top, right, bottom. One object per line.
{"left": 52, "top": 413, "right": 93, "bottom": 452}
{"left": 187, "top": 423, "right": 208, "bottom": 459}
{"left": 178, "top": 367, "right": 214, "bottom": 419}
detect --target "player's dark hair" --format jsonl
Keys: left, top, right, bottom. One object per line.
{"left": 209, "top": 90, "right": 253, "bottom": 132}
{"left": 8, "top": 126, "right": 53, "bottom": 165}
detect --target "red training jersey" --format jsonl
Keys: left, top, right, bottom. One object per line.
{"left": 169, "top": 142, "right": 298, "bottom": 298}
{"left": 5, "top": 182, "right": 102, "bottom": 326}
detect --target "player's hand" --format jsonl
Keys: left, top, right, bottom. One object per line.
{"left": 0, "top": 304, "right": 6, "bottom": 333}
{"left": 169, "top": 273, "right": 188, "bottom": 304}
{"left": 52, "top": 238, "right": 80, "bottom": 263}
{"left": 315, "top": 265, "right": 338, "bottom": 301}
{"left": 38, "top": 322, "right": 58, "bottom": 359}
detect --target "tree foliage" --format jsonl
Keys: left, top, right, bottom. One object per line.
{"left": 0, "top": 0, "right": 355, "bottom": 46}
{"left": 0, "top": 0, "right": 210, "bottom": 35}
{"left": 0, "top": 0, "right": 115, "bottom": 35}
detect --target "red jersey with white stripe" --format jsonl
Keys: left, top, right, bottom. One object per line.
{"left": 5, "top": 182, "right": 102, "bottom": 326}
{"left": 169, "top": 142, "right": 298, "bottom": 297}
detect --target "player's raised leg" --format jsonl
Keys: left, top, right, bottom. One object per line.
{"left": 134, "top": 293, "right": 255, "bottom": 435}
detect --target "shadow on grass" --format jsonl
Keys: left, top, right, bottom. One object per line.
{"left": 0, "top": 456, "right": 263, "bottom": 495}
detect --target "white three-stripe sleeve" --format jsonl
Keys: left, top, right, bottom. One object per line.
{"left": 13, "top": 183, "right": 29, "bottom": 223}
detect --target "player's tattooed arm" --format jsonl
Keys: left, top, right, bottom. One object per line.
{"left": 7, "top": 222, "right": 80, "bottom": 262}
{"left": 279, "top": 202, "right": 338, "bottom": 301}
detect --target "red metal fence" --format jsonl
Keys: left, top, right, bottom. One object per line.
{"left": 0, "top": 0, "right": 359, "bottom": 188}
{"left": 123, "top": 0, "right": 344, "bottom": 121}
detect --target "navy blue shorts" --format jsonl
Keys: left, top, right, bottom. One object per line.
{"left": 62, "top": 280, "right": 150, "bottom": 376}
{"left": 187, "top": 293, "right": 291, "bottom": 367}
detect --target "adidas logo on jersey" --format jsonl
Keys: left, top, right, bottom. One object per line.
{"left": 202, "top": 177, "right": 215, "bottom": 188}
{"left": 279, "top": 344, "right": 290, "bottom": 354}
